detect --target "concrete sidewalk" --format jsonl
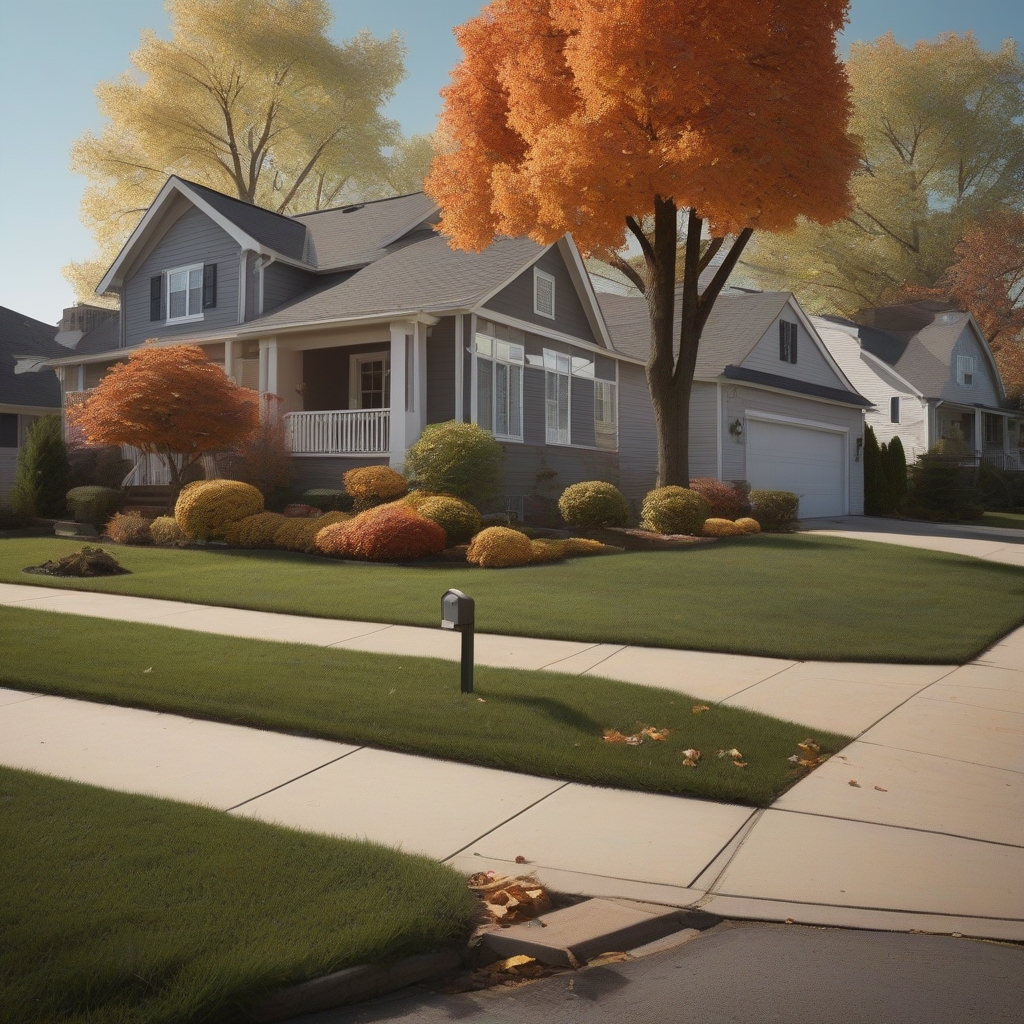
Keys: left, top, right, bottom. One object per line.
{"left": 803, "top": 516, "right": 1024, "bottom": 567}
{"left": 2, "top": 582, "right": 1022, "bottom": 941}
{"left": 0, "top": 581, "right": 959, "bottom": 736}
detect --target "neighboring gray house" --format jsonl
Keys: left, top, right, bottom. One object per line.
{"left": 39, "top": 175, "right": 868, "bottom": 518}
{"left": 1, "top": 305, "right": 65, "bottom": 500}
{"left": 599, "top": 291, "right": 870, "bottom": 518}
{"left": 814, "top": 302, "right": 1021, "bottom": 469}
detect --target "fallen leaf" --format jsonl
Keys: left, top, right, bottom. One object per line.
{"left": 603, "top": 729, "right": 630, "bottom": 744}
{"left": 640, "top": 726, "right": 670, "bottom": 741}
{"left": 785, "top": 918, "right": 794, "bottom": 924}
{"left": 788, "top": 754, "right": 800, "bottom": 763}
{"left": 515, "top": 855, "right": 528, "bottom": 864}
{"left": 588, "top": 951, "right": 632, "bottom": 965}
{"left": 798, "top": 739, "right": 821, "bottom": 755}
{"left": 682, "top": 748, "right": 701, "bottom": 767}
{"left": 477, "top": 697, "right": 486, "bottom": 703}
{"left": 566, "top": 950, "right": 582, "bottom": 969}
{"left": 486, "top": 955, "right": 536, "bottom": 973}
{"left": 874, "top": 786, "right": 888, "bottom": 792}
{"left": 849, "top": 780, "right": 861, "bottom": 788}
{"left": 692, "top": 704, "right": 711, "bottom": 714}
{"left": 143, "top": 667, "right": 152, "bottom": 673}
{"left": 733, "top": 761, "right": 747, "bottom": 768}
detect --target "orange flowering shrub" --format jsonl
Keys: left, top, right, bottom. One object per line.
{"left": 343, "top": 465, "right": 408, "bottom": 508}
{"left": 466, "top": 526, "right": 534, "bottom": 568}
{"left": 689, "top": 478, "right": 748, "bottom": 520}
{"left": 105, "top": 511, "right": 152, "bottom": 545}
{"left": 315, "top": 503, "right": 446, "bottom": 562}
{"left": 702, "top": 517, "right": 745, "bottom": 538}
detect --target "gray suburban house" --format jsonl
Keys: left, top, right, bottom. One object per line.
{"left": 40, "top": 176, "right": 868, "bottom": 518}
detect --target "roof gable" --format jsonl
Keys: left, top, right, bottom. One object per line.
{"left": 1, "top": 305, "right": 63, "bottom": 408}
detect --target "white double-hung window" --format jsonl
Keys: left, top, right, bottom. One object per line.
{"left": 594, "top": 379, "right": 618, "bottom": 449}
{"left": 166, "top": 263, "right": 204, "bottom": 322}
{"left": 476, "top": 321, "right": 524, "bottom": 440}
{"left": 544, "top": 349, "right": 571, "bottom": 445}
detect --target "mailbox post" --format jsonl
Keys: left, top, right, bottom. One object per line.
{"left": 441, "top": 589, "right": 475, "bottom": 694}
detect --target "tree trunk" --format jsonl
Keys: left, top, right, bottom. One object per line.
{"left": 640, "top": 204, "right": 754, "bottom": 487}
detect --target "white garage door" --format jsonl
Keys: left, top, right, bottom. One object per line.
{"left": 747, "top": 418, "right": 845, "bottom": 518}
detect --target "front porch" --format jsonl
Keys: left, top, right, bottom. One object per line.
{"left": 935, "top": 404, "right": 1023, "bottom": 472}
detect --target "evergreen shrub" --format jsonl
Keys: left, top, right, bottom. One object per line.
{"left": 702, "top": 517, "right": 745, "bottom": 537}
{"left": 66, "top": 486, "right": 124, "bottom": 526}
{"left": 404, "top": 421, "right": 505, "bottom": 505}
{"left": 749, "top": 491, "right": 800, "bottom": 532}
{"left": 416, "top": 496, "right": 482, "bottom": 544}
{"left": 274, "top": 511, "right": 350, "bottom": 553}
{"left": 557, "top": 481, "right": 630, "bottom": 528}
{"left": 735, "top": 517, "right": 761, "bottom": 534}
{"left": 11, "top": 415, "right": 70, "bottom": 518}
{"left": 343, "top": 465, "right": 408, "bottom": 510}
{"left": 640, "top": 487, "right": 709, "bottom": 535}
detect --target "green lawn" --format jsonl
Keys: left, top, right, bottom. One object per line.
{"left": 0, "top": 605, "right": 849, "bottom": 806}
{"left": 2, "top": 534, "right": 1023, "bottom": 661}
{"left": 0, "top": 766, "right": 475, "bottom": 1024}
{"left": 981, "top": 511, "right": 1024, "bottom": 531}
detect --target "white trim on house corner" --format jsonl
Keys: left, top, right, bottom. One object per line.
{"left": 237, "top": 249, "right": 248, "bottom": 323}
{"left": 474, "top": 308, "right": 646, "bottom": 366}
{"left": 556, "top": 236, "right": 616, "bottom": 350}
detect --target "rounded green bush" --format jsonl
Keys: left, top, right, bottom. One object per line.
{"left": 416, "top": 495, "right": 482, "bottom": 544}
{"left": 174, "top": 479, "right": 264, "bottom": 541}
{"left": 749, "top": 490, "right": 800, "bottom": 532}
{"left": 66, "top": 485, "right": 124, "bottom": 526}
{"left": 558, "top": 481, "right": 629, "bottom": 528}
{"left": 640, "top": 486, "right": 710, "bottom": 535}
{"left": 404, "top": 421, "right": 504, "bottom": 505}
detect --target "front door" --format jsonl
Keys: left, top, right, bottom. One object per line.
{"left": 349, "top": 352, "right": 390, "bottom": 409}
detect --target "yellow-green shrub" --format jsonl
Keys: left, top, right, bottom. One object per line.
{"left": 529, "top": 538, "right": 567, "bottom": 563}
{"left": 225, "top": 512, "right": 288, "bottom": 548}
{"left": 640, "top": 486, "right": 709, "bottom": 535}
{"left": 174, "top": 479, "right": 263, "bottom": 541}
{"left": 343, "top": 465, "right": 408, "bottom": 507}
{"left": 558, "top": 481, "right": 630, "bottom": 528}
{"left": 404, "top": 420, "right": 505, "bottom": 505}
{"left": 273, "top": 511, "right": 350, "bottom": 552}
{"left": 150, "top": 516, "right": 185, "bottom": 546}
{"left": 563, "top": 537, "right": 617, "bottom": 556}
{"left": 702, "top": 517, "right": 745, "bottom": 537}
{"left": 466, "top": 526, "right": 534, "bottom": 568}
{"left": 735, "top": 517, "right": 761, "bottom": 534}
{"left": 416, "top": 495, "right": 482, "bottom": 544}
{"left": 105, "top": 511, "right": 152, "bottom": 545}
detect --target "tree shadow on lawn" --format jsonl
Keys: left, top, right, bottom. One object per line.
{"left": 482, "top": 692, "right": 607, "bottom": 735}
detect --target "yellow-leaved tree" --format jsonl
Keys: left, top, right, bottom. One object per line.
{"left": 744, "top": 33, "right": 1024, "bottom": 316}
{"left": 66, "top": 0, "right": 431, "bottom": 302}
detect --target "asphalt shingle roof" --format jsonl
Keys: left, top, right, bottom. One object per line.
{"left": 819, "top": 302, "right": 979, "bottom": 398}
{"left": 1, "top": 305, "right": 63, "bottom": 408}
{"left": 74, "top": 316, "right": 121, "bottom": 357}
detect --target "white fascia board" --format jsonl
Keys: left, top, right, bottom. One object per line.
{"left": 96, "top": 177, "right": 312, "bottom": 296}
{"left": 557, "top": 235, "right": 616, "bottom": 350}
{"left": 785, "top": 295, "right": 860, "bottom": 393}
{"left": 964, "top": 314, "right": 1007, "bottom": 402}
{"left": 472, "top": 306, "right": 647, "bottom": 367}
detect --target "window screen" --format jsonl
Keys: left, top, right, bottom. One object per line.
{"left": 534, "top": 269, "right": 555, "bottom": 318}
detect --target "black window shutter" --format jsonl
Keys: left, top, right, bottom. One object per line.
{"left": 790, "top": 323, "right": 798, "bottom": 363}
{"left": 203, "top": 263, "right": 217, "bottom": 309}
{"left": 779, "top": 321, "right": 787, "bottom": 361}
{"left": 149, "top": 275, "right": 162, "bottom": 321}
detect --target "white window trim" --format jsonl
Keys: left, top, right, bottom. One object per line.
{"left": 165, "top": 262, "right": 205, "bottom": 324}
{"left": 544, "top": 351, "right": 571, "bottom": 446}
{"left": 475, "top": 334, "right": 524, "bottom": 441}
{"left": 594, "top": 378, "right": 619, "bottom": 451}
{"left": 534, "top": 268, "right": 556, "bottom": 320}
{"left": 348, "top": 350, "right": 391, "bottom": 409}
{"left": 956, "top": 354, "right": 976, "bottom": 388}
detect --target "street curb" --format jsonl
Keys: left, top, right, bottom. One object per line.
{"left": 246, "top": 949, "right": 462, "bottom": 1023}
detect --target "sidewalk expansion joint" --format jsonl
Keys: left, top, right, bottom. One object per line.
{"left": 441, "top": 781, "right": 571, "bottom": 863}
{"left": 771, "top": 807, "right": 1024, "bottom": 850}
{"left": 537, "top": 643, "right": 604, "bottom": 671}
{"left": 853, "top": 739, "right": 1024, "bottom": 777}
{"left": 324, "top": 624, "right": 397, "bottom": 647}
{"left": 689, "top": 809, "right": 763, "bottom": 896}
{"left": 913, "top": 694, "right": 1024, "bottom": 717}
{"left": 851, "top": 665, "right": 961, "bottom": 739}
{"left": 715, "top": 661, "right": 805, "bottom": 703}
{"left": 225, "top": 748, "right": 365, "bottom": 812}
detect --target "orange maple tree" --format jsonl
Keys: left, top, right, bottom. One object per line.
{"left": 71, "top": 343, "right": 259, "bottom": 500}
{"left": 426, "top": 0, "right": 860, "bottom": 483}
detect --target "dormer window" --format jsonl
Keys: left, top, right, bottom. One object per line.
{"left": 152, "top": 263, "right": 217, "bottom": 323}
{"left": 534, "top": 268, "right": 556, "bottom": 319}
{"left": 779, "top": 320, "right": 798, "bottom": 363}
{"left": 956, "top": 354, "right": 975, "bottom": 387}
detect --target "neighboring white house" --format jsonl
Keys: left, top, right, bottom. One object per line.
{"left": 814, "top": 301, "right": 1021, "bottom": 470}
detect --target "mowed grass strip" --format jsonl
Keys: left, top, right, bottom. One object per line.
{"left": 0, "top": 605, "right": 848, "bottom": 805}
{"left": 0, "top": 766, "right": 476, "bottom": 1024}
{"left": 2, "top": 534, "right": 1023, "bottom": 661}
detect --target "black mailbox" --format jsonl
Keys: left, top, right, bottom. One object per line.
{"left": 441, "top": 589, "right": 474, "bottom": 630}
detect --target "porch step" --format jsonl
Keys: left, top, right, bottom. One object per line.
{"left": 122, "top": 486, "right": 173, "bottom": 518}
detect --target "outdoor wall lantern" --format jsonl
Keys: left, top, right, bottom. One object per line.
{"left": 441, "top": 589, "right": 475, "bottom": 694}
{"left": 728, "top": 418, "right": 744, "bottom": 439}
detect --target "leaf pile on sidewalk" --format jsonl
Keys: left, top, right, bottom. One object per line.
{"left": 468, "top": 871, "right": 552, "bottom": 925}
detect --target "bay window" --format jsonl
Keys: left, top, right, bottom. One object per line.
{"left": 544, "top": 349, "right": 570, "bottom": 445}
{"left": 476, "top": 321, "right": 524, "bottom": 440}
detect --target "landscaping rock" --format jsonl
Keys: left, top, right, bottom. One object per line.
{"left": 54, "top": 520, "right": 99, "bottom": 539}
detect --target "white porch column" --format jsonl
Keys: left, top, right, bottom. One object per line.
{"left": 258, "top": 337, "right": 278, "bottom": 394}
{"left": 388, "top": 320, "right": 429, "bottom": 468}
{"left": 224, "top": 339, "right": 235, "bottom": 382}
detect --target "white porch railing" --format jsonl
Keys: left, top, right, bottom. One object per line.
{"left": 284, "top": 409, "right": 390, "bottom": 454}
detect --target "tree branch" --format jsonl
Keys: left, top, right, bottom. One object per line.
{"left": 696, "top": 228, "right": 754, "bottom": 334}
{"left": 603, "top": 253, "right": 647, "bottom": 294}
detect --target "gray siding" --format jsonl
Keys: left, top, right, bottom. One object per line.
{"left": 687, "top": 382, "right": 719, "bottom": 479}
{"left": 461, "top": 315, "right": 473, "bottom": 423}
{"left": 939, "top": 324, "right": 1002, "bottom": 408}
{"left": 84, "top": 360, "right": 119, "bottom": 389}
{"left": 290, "top": 455, "right": 387, "bottom": 490}
{"left": 123, "top": 205, "right": 240, "bottom": 348}
{"left": 427, "top": 317, "right": 456, "bottom": 424}
{"left": 502, "top": 442, "right": 618, "bottom": 521}
{"left": 741, "top": 304, "right": 849, "bottom": 389}
{"left": 616, "top": 361, "right": 658, "bottom": 506}
{"left": 263, "top": 261, "right": 317, "bottom": 315}
{"left": 482, "top": 246, "right": 597, "bottom": 343}
{"left": 523, "top": 367, "right": 546, "bottom": 445}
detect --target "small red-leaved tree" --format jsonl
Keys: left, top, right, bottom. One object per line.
{"left": 71, "top": 343, "right": 259, "bottom": 503}
{"left": 426, "top": 0, "right": 860, "bottom": 485}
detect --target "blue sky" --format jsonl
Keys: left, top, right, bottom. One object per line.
{"left": 1, "top": 0, "right": 1021, "bottom": 325}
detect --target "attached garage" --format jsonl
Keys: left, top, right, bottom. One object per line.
{"left": 746, "top": 415, "right": 847, "bottom": 518}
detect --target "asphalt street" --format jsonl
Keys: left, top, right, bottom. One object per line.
{"left": 298, "top": 921, "right": 1023, "bottom": 1024}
